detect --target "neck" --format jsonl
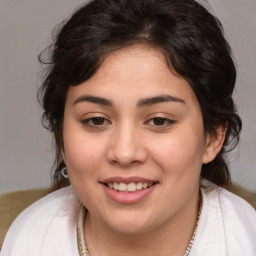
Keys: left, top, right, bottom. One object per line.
{"left": 84, "top": 190, "right": 201, "bottom": 256}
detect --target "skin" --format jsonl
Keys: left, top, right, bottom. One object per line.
{"left": 62, "top": 45, "right": 225, "bottom": 256}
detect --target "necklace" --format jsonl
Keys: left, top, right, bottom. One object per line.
{"left": 183, "top": 207, "right": 201, "bottom": 256}
{"left": 77, "top": 203, "right": 89, "bottom": 256}
{"left": 77, "top": 196, "right": 202, "bottom": 256}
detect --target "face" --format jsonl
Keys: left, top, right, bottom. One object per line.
{"left": 62, "top": 45, "right": 215, "bottom": 234}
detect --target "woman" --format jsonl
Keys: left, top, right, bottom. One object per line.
{"left": 1, "top": 0, "right": 256, "bottom": 255}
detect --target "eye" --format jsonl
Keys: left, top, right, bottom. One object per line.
{"left": 147, "top": 117, "right": 175, "bottom": 127}
{"left": 82, "top": 117, "right": 111, "bottom": 127}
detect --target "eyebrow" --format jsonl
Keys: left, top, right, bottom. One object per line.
{"left": 137, "top": 95, "right": 185, "bottom": 107}
{"left": 73, "top": 95, "right": 113, "bottom": 106}
{"left": 73, "top": 94, "right": 185, "bottom": 107}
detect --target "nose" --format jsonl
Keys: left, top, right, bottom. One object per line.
{"left": 106, "top": 123, "right": 147, "bottom": 167}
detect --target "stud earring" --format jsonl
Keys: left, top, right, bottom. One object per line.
{"left": 60, "top": 167, "right": 68, "bottom": 178}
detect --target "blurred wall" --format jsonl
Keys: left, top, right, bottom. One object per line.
{"left": 0, "top": 0, "right": 255, "bottom": 193}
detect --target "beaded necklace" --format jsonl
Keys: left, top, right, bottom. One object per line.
{"left": 77, "top": 204, "right": 89, "bottom": 256}
{"left": 77, "top": 198, "right": 201, "bottom": 256}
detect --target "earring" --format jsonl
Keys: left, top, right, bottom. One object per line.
{"left": 60, "top": 167, "right": 69, "bottom": 178}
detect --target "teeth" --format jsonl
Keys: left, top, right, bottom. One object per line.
{"left": 119, "top": 183, "right": 127, "bottom": 192}
{"left": 136, "top": 182, "right": 143, "bottom": 190}
{"left": 127, "top": 182, "right": 136, "bottom": 192}
{"left": 142, "top": 183, "right": 148, "bottom": 189}
{"left": 113, "top": 182, "right": 119, "bottom": 190}
{"left": 107, "top": 182, "right": 154, "bottom": 192}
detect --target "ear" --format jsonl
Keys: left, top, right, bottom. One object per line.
{"left": 202, "top": 124, "right": 227, "bottom": 164}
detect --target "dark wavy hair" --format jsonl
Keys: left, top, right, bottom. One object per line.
{"left": 38, "top": 0, "right": 242, "bottom": 190}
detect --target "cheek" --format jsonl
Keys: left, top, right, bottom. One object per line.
{"left": 149, "top": 127, "right": 205, "bottom": 175}
{"left": 63, "top": 134, "right": 108, "bottom": 210}
{"left": 63, "top": 130, "right": 106, "bottom": 176}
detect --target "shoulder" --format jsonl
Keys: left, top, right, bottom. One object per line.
{"left": 198, "top": 184, "right": 256, "bottom": 255}
{"left": 1, "top": 186, "right": 80, "bottom": 255}
{"left": 204, "top": 185, "right": 256, "bottom": 227}
{"left": 216, "top": 187, "right": 256, "bottom": 242}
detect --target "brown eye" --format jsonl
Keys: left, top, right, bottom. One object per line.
{"left": 146, "top": 117, "right": 176, "bottom": 128}
{"left": 152, "top": 117, "right": 166, "bottom": 126}
{"left": 91, "top": 117, "right": 105, "bottom": 125}
{"left": 82, "top": 117, "right": 111, "bottom": 127}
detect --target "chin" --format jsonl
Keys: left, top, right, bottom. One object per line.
{"left": 109, "top": 221, "right": 151, "bottom": 235}
{"left": 102, "top": 210, "right": 157, "bottom": 235}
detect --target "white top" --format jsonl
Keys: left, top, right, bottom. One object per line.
{"left": 1, "top": 187, "right": 80, "bottom": 256}
{"left": 191, "top": 185, "right": 256, "bottom": 255}
{"left": 1, "top": 185, "right": 256, "bottom": 256}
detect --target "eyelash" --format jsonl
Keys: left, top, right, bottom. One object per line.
{"left": 81, "top": 117, "right": 111, "bottom": 127}
{"left": 146, "top": 117, "right": 176, "bottom": 127}
{"left": 81, "top": 116, "right": 175, "bottom": 128}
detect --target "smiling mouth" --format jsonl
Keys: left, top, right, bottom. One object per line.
{"left": 103, "top": 182, "right": 156, "bottom": 193}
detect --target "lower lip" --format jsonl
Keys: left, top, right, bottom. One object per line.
{"left": 102, "top": 184, "right": 157, "bottom": 204}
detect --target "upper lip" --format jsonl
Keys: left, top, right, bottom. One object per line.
{"left": 100, "top": 176, "right": 158, "bottom": 184}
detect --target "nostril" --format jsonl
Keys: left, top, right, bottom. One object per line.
{"left": 106, "top": 141, "right": 147, "bottom": 167}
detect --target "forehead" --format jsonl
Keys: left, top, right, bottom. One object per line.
{"left": 98, "top": 45, "right": 171, "bottom": 82}
{"left": 66, "top": 45, "right": 198, "bottom": 108}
